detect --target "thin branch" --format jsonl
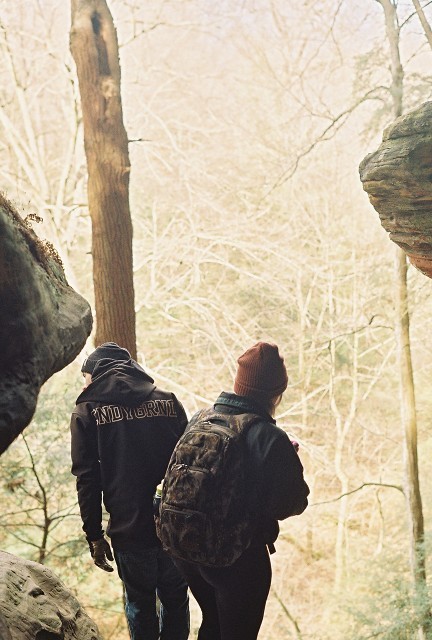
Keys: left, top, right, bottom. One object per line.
{"left": 264, "top": 87, "right": 389, "bottom": 195}
{"left": 270, "top": 586, "right": 303, "bottom": 639}
{"left": 312, "top": 482, "right": 404, "bottom": 506}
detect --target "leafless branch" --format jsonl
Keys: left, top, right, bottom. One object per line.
{"left": 312, "top": 482, "right": 404, "bottom": 506}
{"left": 265, "top": 87, "right": 389, "bottom": 195}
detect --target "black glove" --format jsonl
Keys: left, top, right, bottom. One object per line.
{"left": 89, "top": 537, "right": 114, "bottom": 572}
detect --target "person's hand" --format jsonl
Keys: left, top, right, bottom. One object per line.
{"left": 290, "top": 439, "right": 299, "bottom": 452}
{"left": 89, "top": 537, "right": 114, "bottom": 572}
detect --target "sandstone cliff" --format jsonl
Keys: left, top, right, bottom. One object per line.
{"left": 359, "top": 101, "right": 432, "bottom": 278}
{"left": 0, "top": 194, "right": 92, "bottom": 453}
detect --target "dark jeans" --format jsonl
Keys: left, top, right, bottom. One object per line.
{"left": 114, "top": 546, "right": 190, "bottom": 640}
{"left": 175, "top": 544, "right": 271, "bottom": 640}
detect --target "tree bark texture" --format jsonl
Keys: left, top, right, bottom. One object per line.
{"left": 70, "top": 0, "right": 136, "bottom": 357}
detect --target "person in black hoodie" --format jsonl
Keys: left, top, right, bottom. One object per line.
{"left": 173, "top": 342, "right": 309, "bottom": 640}
{"left": 70, "top": 342, "right": 190, "bottom": 640}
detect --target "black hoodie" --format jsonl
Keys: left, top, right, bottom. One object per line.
{"left": 70, "top": 358, "right": 188, "bottom": 550}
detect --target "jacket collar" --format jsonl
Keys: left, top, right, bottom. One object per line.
{"left": 214, "top": 391, "right": 276, "bottom": 423}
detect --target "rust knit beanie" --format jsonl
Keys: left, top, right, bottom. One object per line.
{"left": 234, "top": 342, "right": 288, "bottom": 401}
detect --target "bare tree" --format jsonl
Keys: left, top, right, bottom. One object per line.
{"left": 0, "top": 14, "right": 86, "bottom": 290}
{"left": 376, "top": 1, "right": 430, "bottom": 637}
{"left": 1, "top": 431, "right": 81, "bottom": 566}
{"left": 70, "top": 0, "right": 136, "bottom": 356}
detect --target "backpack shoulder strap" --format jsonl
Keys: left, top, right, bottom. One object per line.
{"left": 224, "top": 412, "right": 261, "bottom": 436}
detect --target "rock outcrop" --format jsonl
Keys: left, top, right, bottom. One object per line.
{"left": 0, "top": 194, "right": 92, "bottom": 453}
{"left": 0, "top": 551, "right": 102, "bottom": 640}
{"left": 0, "top": 196, "right": 98, "bottom": 637}
{"left": 359, "top": 101, "right": 432, "bottom": 278}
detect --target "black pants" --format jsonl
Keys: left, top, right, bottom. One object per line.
{"left": 114, "top": 546, "right": 189, "bottom": 640}
{"left": 175, "top": 544, "right": 271, "bottom": 640}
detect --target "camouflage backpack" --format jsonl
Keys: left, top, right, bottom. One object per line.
{"left": 156, "top": 408, "right": 260, "bottom": 567}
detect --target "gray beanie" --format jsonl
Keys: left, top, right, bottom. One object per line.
{"left": 81, "top": 342, "right": 131, "bottom": 374}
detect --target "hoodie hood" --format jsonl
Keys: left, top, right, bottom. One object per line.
{"left": 76, "top": 358, "right": 155, "bottom": 407}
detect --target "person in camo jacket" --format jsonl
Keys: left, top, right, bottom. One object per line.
{"left": 70, "top": 342, "right": 190, "bottom": 640}
{"left": 173, "top": 342, "right": 310, "bottom": 640}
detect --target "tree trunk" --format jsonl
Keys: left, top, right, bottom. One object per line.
{"left": 377, "top": 1, "right": 429, "bottom": 636}
{"left": 395, "top": 250, "right": 426, "bottom": 576}
{"left": 70, "top": 0, "right": 136, "bottom": 357}
{"left": 412, "top": 0, "right": 432, "bottom": 50}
